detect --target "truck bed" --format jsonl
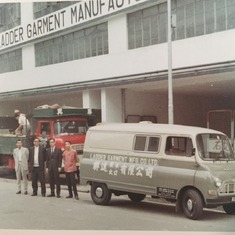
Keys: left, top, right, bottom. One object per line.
{"left": 0, "top": 134, "right": 31, "bottom": 155}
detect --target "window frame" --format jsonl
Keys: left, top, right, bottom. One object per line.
{"left": 133, "top": 135, "right": 161, "bottom": 153}
{"left": 165, "top": 136, "right": 193, "bottom": 157}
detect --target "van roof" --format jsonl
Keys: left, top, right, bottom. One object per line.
{"left": 89, "top": 123, "right": 223, "bottom": 136}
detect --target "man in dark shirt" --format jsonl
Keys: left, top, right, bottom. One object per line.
{"left": 46, "top": 138, "right": 62, "bottom": 198}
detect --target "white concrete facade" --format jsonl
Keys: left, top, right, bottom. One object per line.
{"left": 2, "top": 27, "right": 235, "bottom": 93}
{"left": 1, "top": 1, "right": 235, "bottom": 127}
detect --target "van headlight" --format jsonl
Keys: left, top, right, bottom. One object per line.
{"left": 214, "top": 177, "right": 222, "bottom": 187}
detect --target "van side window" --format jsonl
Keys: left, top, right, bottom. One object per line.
{"left": 165, "top": 137, "right": 193, "bottom": 156}
{"left": 148, "top": 137, "right": 160, "bottom": 152}
{"left": 134, "top": 136, "right": 146, "bottom": 151}
{"left": 134, "top": 136, "right": 160, "bottom": 153}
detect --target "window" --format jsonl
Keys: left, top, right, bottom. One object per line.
{"left": 215, "top": 0, "right": 226, "bottom": 32}
{"left": 134, "top": 136, "right": 160, "bottom": 153}
{"left": 0, "top": 49, "right": 22, "bottom": 74}
{"left": 128, "top": 4, "right": 168, "bottom": 49}
{"left": 0, "top": 3, "right": 20, "bottom": 33}
{"left": 35, "top": 22, "right": 108, "bottom": 67}
{"left": 227, "top": 0, "right": 235, "bottom": 29}
{"left": 40, "top": 122, "right": 51, "bottom": 135}
{"left": 134, "top": 136, "right": 146, "bottom": 151}
{"left": 128, "top": 0, "right": 235, "bottom": 49}
{"left": 165, "top": 136, "right": 193, "bottom": 157}
{"left": 148, "top": 137, "right": 160, "bottom": 152}
{"left": 54, "top": 120, "right": 87, "bottom": 136}
{"left": 196, "top": 133, "right": 234, "bottom": 161}
{"left": 33, "top": 1, "right": 80, "bottom": 19}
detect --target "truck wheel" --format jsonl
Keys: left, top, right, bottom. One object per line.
{"left": 181, "top": 189, "right": 203, "bottom": 220}
{"left": 90, "top": 182, "right": 112, "bottom": 205}
{"left": 128, "top": 193, "right": 146, "bottom": 202}
{"left": 223, "top": 203, "right": 235, "bottom": 215}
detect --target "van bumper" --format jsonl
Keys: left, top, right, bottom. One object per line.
{"left": 206, "top": 196, "right": 235, "bottom": 206}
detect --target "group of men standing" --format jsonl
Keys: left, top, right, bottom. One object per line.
{"left": 13, "top": 138, "right": 79, "bottom": 200}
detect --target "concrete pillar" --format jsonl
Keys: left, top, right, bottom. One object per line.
{"left": 82, "top": 90, "right": 101, "bottom": 109}
{"left": 108, "top": 14, "right": 128, "bottom": 54}
{"left": 21, "top": 3, "right": 35, "bottom": 70}
{"left": 101, "top": 88, "right": 122, "bottom": 122}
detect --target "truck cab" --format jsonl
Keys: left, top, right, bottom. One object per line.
{"left": 36, "top": 117, "right": 87, "bottom": 152}
{"left": 33, "top": 106, "right": 97, "bottom": 152}
{"left": 0, "top": 106, "right": 100, "bottom": 173}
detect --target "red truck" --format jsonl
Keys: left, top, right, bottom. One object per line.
{"left": 0, "top": 105, "right": 100, "bottom": 175}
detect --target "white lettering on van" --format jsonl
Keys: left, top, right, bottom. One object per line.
{"left": 93, "top": 161, "right": 100, "bottom": 171}
{"left": 120, "top": 164, "right": 128, "bottom": 175}
{"left": 129, "top": 157, "right": 139, "bottom": 164}
{"left": 107, "top": 154, "right": 128, "bottom": 162}
{"left": 145, "top": 167, "right": 153, "bottom": 178}
{"left": 90, "top": 153, "right": 107, "bottom": 160}
{"left": 100, "top": 162, "right": 108, "bottom": 172}
{"left": 88, "top": 152, "right": 156, "bottom": 179}
{"left": 89, "top": 153, "right": 157, "bottom": 166}
{"left": 128, "top": 165, "right": 135, "bottom": 176}
{"left": 92, "top": 160, "right": 154, "bottom": 179}
{"left": 136, "top": 166, "right": 144, "bottom": 177}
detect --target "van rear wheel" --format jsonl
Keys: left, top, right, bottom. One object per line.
{"left": 90, "top": 182, "right": 112, "bottom": 205}
{"left": 181, "top": 189, "right": 203, "bottom": 220}
{"left": 128, "top": 193, "right": 146, "bottom": 202}
{"left": 223, "top": 203, "right": 235, "bottom": 215}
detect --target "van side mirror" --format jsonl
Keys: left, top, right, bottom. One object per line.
{"left": 192, "top": 148, "right": 196, "bottom": 156}
{"left": 186, "top": 147, "right": 196, "bottom": 157}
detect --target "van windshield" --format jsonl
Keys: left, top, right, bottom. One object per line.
{"left": 196, "top": 133, "right": 235, "bottom": 161}
{"left": 54, "top": 120, "right": 87, "bottom": 136}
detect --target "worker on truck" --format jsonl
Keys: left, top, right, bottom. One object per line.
{"left": 14, "top": 110, "right": 31, "bottom": 136}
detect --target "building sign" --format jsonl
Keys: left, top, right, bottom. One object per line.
{"left": 0, "top": 0, "right": 150, "bottom": 51}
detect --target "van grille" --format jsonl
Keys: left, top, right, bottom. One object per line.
{"left": 219, "top": 183, "right": 235, "bottom": 195}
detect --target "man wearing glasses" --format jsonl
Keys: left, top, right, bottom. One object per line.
{"left": 29, "top": 138, "right": 46, "bottom": 197}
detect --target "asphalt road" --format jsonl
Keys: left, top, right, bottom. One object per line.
{"left": 0, "top": 178, "right": 234, "bottom": 234}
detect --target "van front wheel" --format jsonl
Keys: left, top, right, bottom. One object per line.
{"left": 91, "top": 182, "right": 112, "bottom": 205}
{"left": 181, "top": 189, "right": 203, "bottom": 220}
{"left": 128, "top": 193, "right": 146, "bottom": 202}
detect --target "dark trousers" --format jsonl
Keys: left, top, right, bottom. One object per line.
{"left": 48, "top": 167, "right": 60, "bottom": 196}
{"left": 32, "top": 167, "right": 46, "bottom": 195}
{"left": 65, "top": 172, "right": 78, "bottom": 197}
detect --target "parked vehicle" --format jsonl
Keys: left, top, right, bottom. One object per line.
{"left": 0, "top": 106, "right": 100, "bottom": 172}
{"left": 80, "top": 122, "right": 235, "bottom": 220}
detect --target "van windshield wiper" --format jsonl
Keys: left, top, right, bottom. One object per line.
{"left": 212, "top": 150, "right": 234, "bottom": 162}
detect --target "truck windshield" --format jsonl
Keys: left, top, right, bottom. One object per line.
{"left": 54, "top": 121, "right": 87, "bottom": 136}
{"left": 196, "top": 133, "right": 235, "bottom": 161}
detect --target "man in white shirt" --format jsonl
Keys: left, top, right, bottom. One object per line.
{"left": 29, "top": 138, "right": 46, "bottom": 196}
{"left": 13, "top": 139, "right": 29, "bottom": 194}
{"left": 14, "top": 110, "right": 31, "bottom": 136}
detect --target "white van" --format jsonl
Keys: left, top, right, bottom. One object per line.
{"left": 80, "top": 123, "right": 235, "bottom": 220}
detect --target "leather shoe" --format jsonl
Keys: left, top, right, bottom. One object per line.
{"left": 47, "top": 194, "right": 55, "bottom": 197}
{"left": 16, "top": 191, "right": 21, "bottom": 194}
{"left": 24, "top": 191, "right": 28, "bottom": 195}
{"left": 31, "top": 193, "right": 37, "bottom": 196}
{"left": 57, "top": 195, "right": 61, "bottom": 198}
{"left": 75, "top": 195, "right": 79, "bottom": 200}
{"left": 66, "top": 195, "right": 72, "bottom": 198}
